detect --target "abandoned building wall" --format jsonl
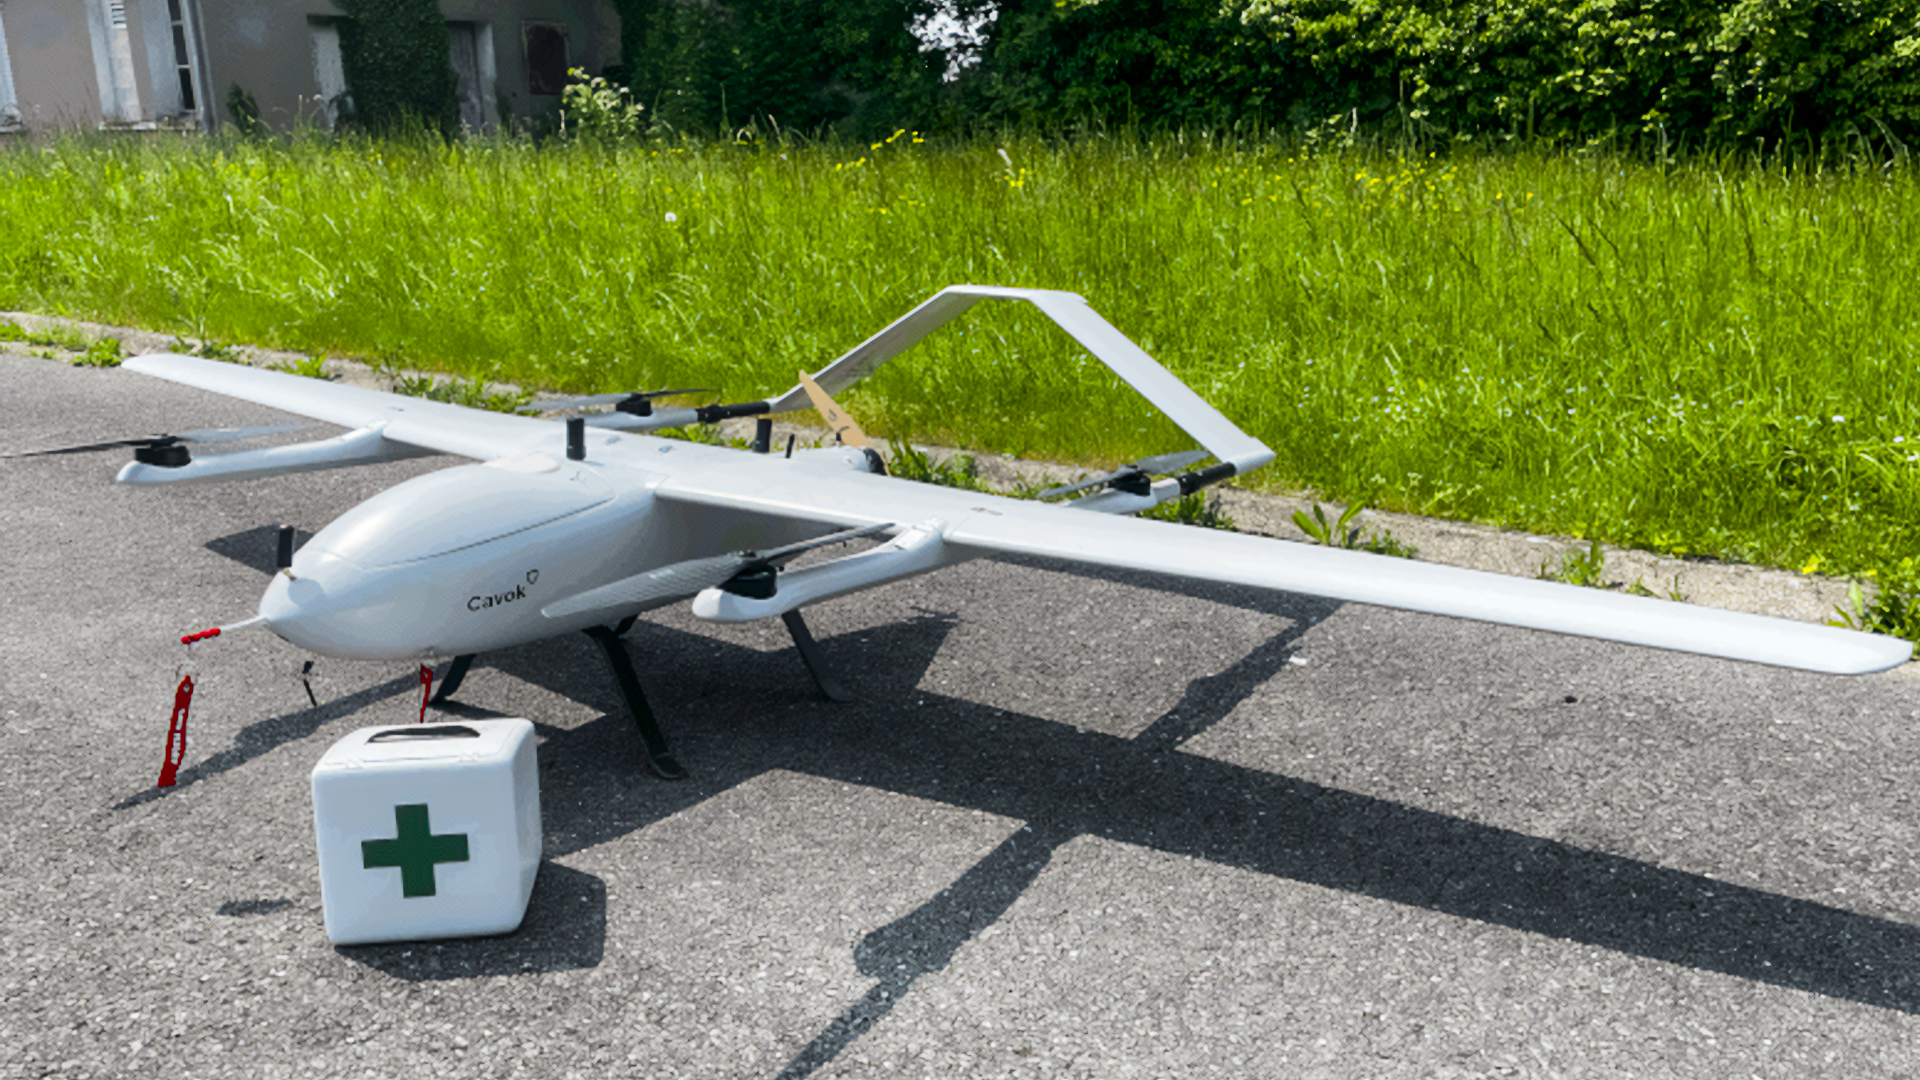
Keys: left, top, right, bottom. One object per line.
{"left": 0, "top": 0, "right": 620, "bottom": 134}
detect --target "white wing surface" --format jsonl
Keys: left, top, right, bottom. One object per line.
{"left": 653, "top": 460, "right": 1912, "bottom": 675}
{"left": 122, "top": 354, "right": 553, "bottom": 460}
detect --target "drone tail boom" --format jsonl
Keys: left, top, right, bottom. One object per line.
{"left": 763, "top": 287, "right": 1274, "bottom": 480}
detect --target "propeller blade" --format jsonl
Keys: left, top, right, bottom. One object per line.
{"left": 797, "top": 370, "right": 871, "bottom": 448}
{"left": 540, "top": 523, "right": 893, "bottom": 620}
{"left": 1037, "top": 449, "right": 1211, "bottom": 500}
{"left": 523, "top": 388, "right": 717, "bottom": 414}
{"left": 3, "top": 423, "right": 306, "bottom": 459}
{"left": 1132, "top": 448, "right": 1211, "bottom": 475}
{"left": 542, "top": 553, "right": 754, "bottom": 619}
{"left": 4, "top": 436, "right": 174, "bottom": 458}
{"left": 1037, "top": 470, "right": 1129, "bottom": 501}
{"left": 754, "top": 522, "right": 894, "bottom": 565}
{"left": 175, "top": 423, "right": 307, "bottom": 444}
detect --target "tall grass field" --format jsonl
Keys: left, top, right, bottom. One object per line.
{"left": 4, "top": 131, "right": 1919, "bottom": 602}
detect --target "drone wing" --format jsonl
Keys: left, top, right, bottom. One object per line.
{"left": 115, "top": 354, "right": 557, "bottom": 482}
{"left": 653, "top": 462, "right": 1910, "bottom": 676}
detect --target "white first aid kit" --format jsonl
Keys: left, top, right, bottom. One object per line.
{"left": 311, "top": 718, "right": 542, "bottom": 946}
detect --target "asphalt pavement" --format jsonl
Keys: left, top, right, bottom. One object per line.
{"left": 5, "top": 351, "right": 1920, "bottom": 1079}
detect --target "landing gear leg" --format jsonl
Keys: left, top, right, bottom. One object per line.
{"left": 582, "top": 626, "right": 687, "bottom": 780}
{"left": 430, "top": 654, "right": 475, "bottom": 703}
{"left": 782, "top": 610, "right": 854, "bottom": 703}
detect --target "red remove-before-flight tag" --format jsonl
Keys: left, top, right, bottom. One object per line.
{"left": 157, "top": 674, "right": 193, "bottom": 788}
{"left": 417, "top": 664, "right": 433, "bottom": 723}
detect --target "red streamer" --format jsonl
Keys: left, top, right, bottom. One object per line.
{"left": 157, "top": 674, "right": 193, "bottom": 788}
{"left": 417, "top": 664, "right": 433, "bottom": 723}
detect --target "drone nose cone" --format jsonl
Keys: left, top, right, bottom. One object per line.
{"left": 259, "top": 569, "right": 331, "bottom": 653}
{"left": 257, "top": 553, "right": 440, "bottom": 661}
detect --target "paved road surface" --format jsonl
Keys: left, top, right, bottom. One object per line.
{"left": 5, "top": 353, "right": 1920, "bottom": 1078}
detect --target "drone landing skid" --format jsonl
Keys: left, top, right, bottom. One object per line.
{"left": 782, "top": 610, "right": 854, "bottom": 703}
{"left": 430, "top": 654, "right": 475, "bottom": 703}
{"left": 582, "top": 626, "right": 687, "bottom": 781}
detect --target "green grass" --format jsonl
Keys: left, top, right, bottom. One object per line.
{"left": 3, "top": 130, "right": 1919, "bottom": 591}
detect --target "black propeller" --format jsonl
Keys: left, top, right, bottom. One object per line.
{"left": 542, "top": 523, "right": 894, "bottom": 619}
{"left": 4, "top": 424, "right": 307, "bottom": 467}
{"left": 523, "top": 388, "right": 719, "bottom": 418}
{"left": 1037, "top": 449, "right": 1212, "bottom": 500}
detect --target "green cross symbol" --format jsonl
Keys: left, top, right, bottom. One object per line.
{"left": 361, "top": 804, "right": 469, "bottom": 898}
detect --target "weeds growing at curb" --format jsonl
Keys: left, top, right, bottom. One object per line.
{"left": 1831, "top": 563, "right": 1920, "bottom": 641}
{"left": 1626, "top": 575, "right": 1688, "bottom": 602}
{"left": 390, "top": 373, "right": 533, "bottom": 413}
{"left": 1539, "top": 539, "right": 1608, "bottom": 588}
{"left": 170, "top": 336, "right": 241, "bottom": 362}
{"left": 1143, "top": 492, "right": 1236, "bottom": 530}
{"left": 1, "top": 318, "right": 120, "bottom": 366}
{"left": 1294, "top": 501, "right": 1417, "bottom": 557}
{"left": 268, "top": 355, "right": 330, "bottom": 379}
{"left": 887, "top": 436, "right": 992, "bottom": 493}
{"left": 1540, "top": 543, "right": 1688, "bottom": 601}
{"left": 74, "top": 338, "right": 122, "bottom": 368}
{"left": 2, "top": 319, "right": 88, "bottom": 352}
{"left": 653, "top": 424, "right": 740, "bottom": 447}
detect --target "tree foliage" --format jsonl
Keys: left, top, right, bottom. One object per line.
{"left": 590, "top": 0, "right": 1920, "bottom": 151}
{"left": 974, "top": 0, "right": 1920, "bottom": 151}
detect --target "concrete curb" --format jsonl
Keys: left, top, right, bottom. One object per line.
{"left": 0, "top": 310, "right": 1868, "bottom": 632}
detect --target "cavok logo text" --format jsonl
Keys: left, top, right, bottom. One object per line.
{"left": 470, "top": 569, "right": 539, "bottom": 612}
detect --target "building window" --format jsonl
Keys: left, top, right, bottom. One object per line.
{"left": 446, "top": 22, "right": 496, "bottom": 132}
{"left": 0, "top": 1, "right": 18, "bottom": 128}
{"left": 91, "top": 0, "right": 145, "bottom": 122}
{"left": 165, "top": 0, "right": 197, "bottom": 112}
{"left": 310, "top": 20, "right": 347, "bottom": 129}
{"left": 524, "top": 22, "right": 567, "bottom": 96}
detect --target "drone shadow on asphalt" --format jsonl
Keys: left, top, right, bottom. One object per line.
{"left": 460, "top": 559, "right": 1920, "bottom": 1076}
{"left": 113, "top": 551, "right": 1920, "bottom": 1070}
{"left": 112, "top": 671, "right": 423, "bottom": 811}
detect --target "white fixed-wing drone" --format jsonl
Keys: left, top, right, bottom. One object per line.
{"left": 43, "top": 286, "right": 1912, "bottom": 778}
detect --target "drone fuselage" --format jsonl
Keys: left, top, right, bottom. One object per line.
{"left": 256, "top": 448, "right": 854, "bottom": 661}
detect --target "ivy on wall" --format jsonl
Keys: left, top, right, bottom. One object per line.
{"left": 333, "top": 0, "right": 460, "bottom": 134}
{"left": 608, "top": 0, "right": 953, "bottom": 136}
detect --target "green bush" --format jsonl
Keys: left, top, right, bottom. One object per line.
{"left": 609, "top": 0, "right": 953, "bottom": 135}
{"left": 971, "top": 0, "right": 1920, "bottom": 152}
{"left": 333, "top": 0, "right": 459, "bottom": 135}
{"left": 225, "top": 84, "right": 268, "bottom": 138}
{"left": 560, "top": 69, "right": 646, "bottom": 142}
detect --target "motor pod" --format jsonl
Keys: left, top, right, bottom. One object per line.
{"left": 134, "top": 443, "right": 190, "bottom": 468}
{"left": 719, "top": 564, "right": 778, "bottom": 599}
